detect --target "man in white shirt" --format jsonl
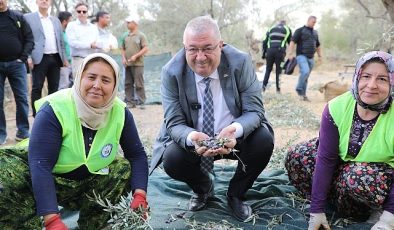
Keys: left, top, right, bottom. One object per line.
{"left": 24, "top": 0, "right": 67, "bottom": 116}
{"left": 95, "top": 11, "right": 118, "bottom": 53}
{"left": 65, "top": 2, "right": 98, "bottom": 79}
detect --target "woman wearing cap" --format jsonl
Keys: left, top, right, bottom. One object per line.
{"left": 26, "top": 53, "right": 149, "bottom": 229}
{"left": 285, "top": 51, "right": 394, "bottom": 230}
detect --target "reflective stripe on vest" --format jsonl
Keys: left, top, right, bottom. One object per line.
{"left": 35, "top": 89, "right": 126, "bottom": 174}
{"left": 267, "top": 24, "right": 291, "bottom": 48}
{"left": 329, "top": 92, "right": 394, "bottom": 167}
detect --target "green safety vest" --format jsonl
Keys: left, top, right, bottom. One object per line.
{"left": 267, "top": 24, "right": 291, "bottom": 48}
{"left": 35, "top": 89, "right": 126, "bottom": 174}
{"left": 329, "top": 92, "right": 394, "bottom": 167}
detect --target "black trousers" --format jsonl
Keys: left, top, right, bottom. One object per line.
{"left": 162, "top": 126, "right": 274, "bottom": 198}
{"left": 31, "top": 54, "right": 61, "bottom": 116}
{"left": 263, "top": 48, "right": 286, "bottom": 90}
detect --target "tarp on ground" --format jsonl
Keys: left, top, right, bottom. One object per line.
{"left": 147, "top": 164, "right": 373, "bottom": 230}
{"left": 64, "top": 164, "right": 374, "bottom": 229}
{"left": 112, "top": 52, "right": 172, "bottom": 104}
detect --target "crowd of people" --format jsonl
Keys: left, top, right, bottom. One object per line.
{"left": 0, "top": 0, "right": 149, "bottom": 145}
{"left": 0, "top": 0, "right": 393, "bottom": 229}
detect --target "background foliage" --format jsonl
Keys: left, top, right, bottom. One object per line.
{"left": 8, "top": 0, "right": 394, "bottom": 63}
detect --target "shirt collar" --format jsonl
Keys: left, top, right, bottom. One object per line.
{"left": 196, "top": 70, "right": 219, "bottom": 83}
{"left": 38, "top": 12, "right": 49, "bottom": 19}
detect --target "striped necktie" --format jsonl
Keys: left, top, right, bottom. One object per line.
{"left": 200, "top": 77, "right": 214, "bottom": 174}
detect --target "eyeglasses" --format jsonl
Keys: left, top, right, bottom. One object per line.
{"left": 77, "top": 10, "right": 87, "bottom": 14}
{"left": 184, "top": 42, "right": 220, "bottom": 55}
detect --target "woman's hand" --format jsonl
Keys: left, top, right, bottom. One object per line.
{"left": 44, "top": 214, "right": 68, "bottom": 230}
{"left": 308, "top": 213, "right": 331, "bottom": 230}
{"left": 371, "top": 211, "right": 394, "bottom": 230}
{"left": 130, "top": 189, "right": 149, "bottom": 219}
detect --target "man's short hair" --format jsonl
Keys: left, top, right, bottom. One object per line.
{"left": 308, "top": 15, "right": 317, "bottom": 21}
{"left": 96, "top": 11, "right": 109, "bottom": 22}
{"left": 74, "top": 1, "right": 89, "bottom": 9}
{"left": 183, "top": 15, "right": 221, "bottom": 43}
{"left": 58, "top": 11, "right": 72, "bottom": 23}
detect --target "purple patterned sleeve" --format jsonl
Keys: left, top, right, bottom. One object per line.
{"left": 310, "top": 105, "right": 341, "bottom": 213}
{"left": 384, "top": 171, "right": 394, "bottom": 214}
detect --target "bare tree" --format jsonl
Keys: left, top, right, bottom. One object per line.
{"left": 381, "top": 0, "right": 394, "bottom": 20}
{"left": 353, "top": 0, "right": 394, "bottom": 51}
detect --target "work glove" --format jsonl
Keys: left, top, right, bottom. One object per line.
{"left": 308, "top": 213, "right": 331, "bottom": 230}
{"left": 371, "top": 211, "right": 394, "bottom": 230}
{"left": 130, "top": 191, "right": 149, "bottom": 219}
{"left": 44, "top": 214, "right": 68, "bottom": 230}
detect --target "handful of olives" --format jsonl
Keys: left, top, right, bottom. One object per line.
{"left": 197, "top": 137, "right": 230, "bottom": 150}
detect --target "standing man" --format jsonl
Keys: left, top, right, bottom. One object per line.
{"left": 57, "top": 11, "right": 73, "bottom": 90}
{"left": 0, "top": 0, "right": 34, "bottom": 143}
{"left": 24, "top": 0, "right": 68, "bottom": 116}
{"left": 149, "top": 16, "right": 274, "bottom": 222}
{"left": 66, "top": 2, "right": 98, "bottom": 79}
{"left": 262, "top": 20, "right": 292, "bottom": 93}
{"left": 287, "top": 15, "right": 322, "bottom": 101}
{"left": 95, "top": 11, "right": 118, "bottom": 53}
{"left": 121, "top": 16, "right": 149, "bottom": 108}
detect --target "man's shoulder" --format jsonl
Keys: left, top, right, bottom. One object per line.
{"left": 49, "top": 15, "right": 61, "bottom": 23}
{"left": 137, "top": 31, "right": 147, "bottom": 36}
{"left": 223, "top": 44, "right": 247, "bottom": 56}
{"left": 7, "top": 9, "right": 21, "bottom": 18}
{"left": 162, "top": 49, "right": 186, "bottom": 75}
{"left": 294, "top": 26, "right": 305, "bottom": 33}
{"left": 222, "top": 44, "right": 249, "bottom": 66}
{"left": 6, "top": 9, "right": 24, "bottom": 24}
{"left": 136, "top": 31, "right": 148, "bottom": 41}
{"left": 23, "top": 11, "right": 37, "bottom": 19}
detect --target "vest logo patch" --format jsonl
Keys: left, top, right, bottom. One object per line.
{"left": 101, "top": 144, "right": 113, "bottom": 158}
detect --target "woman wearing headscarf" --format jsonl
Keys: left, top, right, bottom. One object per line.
{"left": 285, "top": 51, "right": 394, "bottom": 230}
{"left": 13, "top": 53, "right": 148, "bottom": 229}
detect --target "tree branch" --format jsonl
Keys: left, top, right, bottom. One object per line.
{"left": 356, "top": 0, "right": 371, "bottom": 16}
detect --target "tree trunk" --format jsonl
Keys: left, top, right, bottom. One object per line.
{"left": 382, "top": 0, "right": 394, "bottom": 21}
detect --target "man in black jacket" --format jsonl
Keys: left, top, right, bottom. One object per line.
{"left": 287, "top": 16, "right": 322, "bottom": 101}
{"left": 262, "top": 20, "right": 291, "bottom": 93}
{"left": 0, "top": 0, "right": 34, "bottom": 144}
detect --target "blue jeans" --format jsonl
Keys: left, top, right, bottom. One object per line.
{"left": 0, "top": 60, "right": 30, "bottom": 141}
{"left": 295, "top": 55, "right": 315, "bottom": 96}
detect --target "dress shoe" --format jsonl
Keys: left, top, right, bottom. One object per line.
{"left": 188, "top": 182, "right": 214, "bottom": 211}
{"left": 226, "top": 194, "right": 252, "bottom": 221}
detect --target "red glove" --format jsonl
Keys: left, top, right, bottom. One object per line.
{"left": 44, "top": 214, "right": 68, "bottom": 230}
{"left": 130, "top": 191, "right": 148, "bottom": 210}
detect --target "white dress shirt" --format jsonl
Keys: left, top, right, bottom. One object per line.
{"left": 66, "top": 19, "right": 98, "bottom": 58}
{"left": 39, "top": 13, "right": 57, "bottom": 54}
{"left": 186, "top": 70, "right": 244, "bottom": 146}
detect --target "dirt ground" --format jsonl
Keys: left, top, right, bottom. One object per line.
{"left": 3, "top": 66, "right": 353, "bottom": 152}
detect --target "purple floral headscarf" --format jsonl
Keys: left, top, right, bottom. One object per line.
{"left": 351, "top": 51, "right": 394, "bottom": 113}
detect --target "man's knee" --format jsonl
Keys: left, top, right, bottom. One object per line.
{"left": 162, "top": 143, "right": 188, "bottom": 176}
{"left": 243, "top": 126, "right": 274, "bottom": 155}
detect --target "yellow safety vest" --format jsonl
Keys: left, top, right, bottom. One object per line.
{"left": 329, "top": 92, "right": 394, "bottom": 167}
{"left": 35, "top": 89, "right": 126, "bottom": 174}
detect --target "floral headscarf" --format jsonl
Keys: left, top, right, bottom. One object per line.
{"left": 72, "top": 53, "right": 120, "bottom": 130}
{"left": 351, "top": 51, "right": 394, "bottom": 113}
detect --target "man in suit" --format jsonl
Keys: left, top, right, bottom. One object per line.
{"left": 150, "top": 16, "right": 274, "bottom": 222}
{"left": 24, "top": 0, "right": 67, "bottom": 116}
